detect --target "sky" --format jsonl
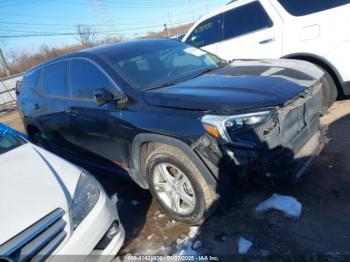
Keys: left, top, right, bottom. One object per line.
{"left": 0, "top": 0, "right": 228, "bottom": 54}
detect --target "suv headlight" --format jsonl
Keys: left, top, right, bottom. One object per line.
{"left": 71, "top": 171, "right": 100, "bottom": 229}
{"left": 201, "top": 110, "right": 274, "bottom": 142}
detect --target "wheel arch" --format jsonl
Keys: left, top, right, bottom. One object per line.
{"left": 26, "top": 124, "right": 41, "bottom": 138}
{"left": 130, "top": 133, "right": 217, "bottom": 190}
{"left": 283, "top": 52, "right": 344, "bottom": 96}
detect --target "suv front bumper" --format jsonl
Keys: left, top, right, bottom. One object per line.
{"left": 196, "top": 83, "right": 324, "bottom": 181}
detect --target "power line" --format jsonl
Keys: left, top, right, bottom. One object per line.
{"left": 0, "top": 20, "right": 193, "bottom": 38}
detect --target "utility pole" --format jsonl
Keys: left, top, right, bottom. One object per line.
{"left": 164, "top": 24, "right": 170, "bottom": 37}
{"left": 0, "top": 48, "right": 10, "bottom": 77}
{"left": 168, "top": 11, "right": 174, "bottom": 36}
{"left": 188, "top": 0, "right": 195, "bottom": 22}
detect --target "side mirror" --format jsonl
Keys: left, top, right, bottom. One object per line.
{"left": 93, "top": 88, "right": 115, "bottom": 106}
{"left": 93, "top": 88, "right": 127, "bottom": 106}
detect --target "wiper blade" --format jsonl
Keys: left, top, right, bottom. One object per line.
{"left": 190, "top": 67, "right": 220, "bottom": 80}
{"left": 145, "top": 82, "right": 178, "bottom": 91}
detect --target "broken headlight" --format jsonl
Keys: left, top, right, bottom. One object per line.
{"left": 201, "top": 110, "right": 275, "bottom": 142}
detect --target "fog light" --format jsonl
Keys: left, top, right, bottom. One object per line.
{"left": 94, "top": 221, "right": 120, "bottom": 250}
{"left": 107, "top": 221, "right": 119, "bottom": 238}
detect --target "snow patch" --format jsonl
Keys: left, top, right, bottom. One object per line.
{"left": 255, "top": 194, "right": 302, "bottom": 218}
{"left": 188, "top": 226, "right": 200, "bottom": 238}
{"left": 174, "top": 227, "right": 202, "bottom": 256}
{"left": 238, "top": 237, "right": 253, "bottom": 255}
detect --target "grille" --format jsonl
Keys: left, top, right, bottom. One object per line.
{"left": 0, "top": 209, "right": 67, "bottom": 261}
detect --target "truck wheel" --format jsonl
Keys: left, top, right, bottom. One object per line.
{"left": 318, "top": 66, "right": 338, "bottom": 109}
{"left": 145, "top": 144, "right": 217, "bottom": 225}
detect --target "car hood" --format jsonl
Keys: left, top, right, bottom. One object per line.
{"left": 0, "top": 143, "right": 81, "bottom": 245}
{"left": 144, "top": 59, "right": 323, "bottom": 112}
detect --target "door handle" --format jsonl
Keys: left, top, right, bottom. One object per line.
{"left": 259, "top": 38, "right": 275, "bottom": 44}
{"left": 33, "top": 104, "right": 40, "bottom": 110}
{"left": 65, "top": 107, "right": 78, "bottom": 116}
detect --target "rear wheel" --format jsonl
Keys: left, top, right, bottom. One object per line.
{"left": 145, "top": 144, "right": 217, "bottom": 224}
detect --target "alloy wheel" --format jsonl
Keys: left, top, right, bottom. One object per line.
{"left": 152, "top": 162, "right": 196, "bottom": 215}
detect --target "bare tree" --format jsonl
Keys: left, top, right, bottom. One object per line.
{"left": 76, "top": 25, "right": 98, "bottom": 47}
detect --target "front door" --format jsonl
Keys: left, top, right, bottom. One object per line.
{"left": 65, "top": 58, "right": 131, "bottom": 169}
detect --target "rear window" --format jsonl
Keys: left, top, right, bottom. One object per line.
{"left": 42, "top": 61, "right": 68, "bottom": 97}
{"left": 185, "top": 14, "right": 223, "bottom": 48}
{"left": 223, "top": 1, "right": 273, "bottom": 40}
{"left": 278, "top": 0, "right": 350, "bottom": 16}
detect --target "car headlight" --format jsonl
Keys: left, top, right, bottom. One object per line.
{"left": 71, "top": 171, "right": 100, "bottom": 229}
{"left": 201, "top": 110, "right": 274, "bottom": 142}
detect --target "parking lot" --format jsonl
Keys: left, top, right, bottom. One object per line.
{"left": 1, "top": 99, "right": 349, "bottom": 258}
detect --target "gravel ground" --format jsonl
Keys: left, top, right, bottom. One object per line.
{"left": 1, "top": 100, "right": 350, "bottom": 259}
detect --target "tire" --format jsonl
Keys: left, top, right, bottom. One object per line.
{"left": 317, "top": 66, "right": 338, "bottom": 110}
{"left": 32, "top": 131, "right": 50, "bottom": 150}
{"left": 145, "top": 144, "right": 217, "bottom": 225}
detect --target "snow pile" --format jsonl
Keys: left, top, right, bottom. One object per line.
{"left": 238, "top": 237, "right": 253, "bottom": 255}
{"left": 255, "top": 194, "right": 302, "bottom": 218}
{"left": 188, "top": 226, "right": 200, "bottom": 238}
{"left": 175, "top": 226, "right": 202, "bottom": 256}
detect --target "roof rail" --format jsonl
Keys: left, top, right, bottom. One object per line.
{"left": 226, "top": 0, "right": 239, "bottom": 5}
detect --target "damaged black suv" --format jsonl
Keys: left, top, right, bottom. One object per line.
{"left": 17, "top": 39, "right": 325, "bottom": 224}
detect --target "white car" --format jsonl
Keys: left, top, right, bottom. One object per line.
{"left": 183, "top": 0, "right": 350, "bottom": 108}
{"left": 0, "top": 123, "right": 124, "bottom": 260}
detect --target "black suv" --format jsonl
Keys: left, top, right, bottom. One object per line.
{"left": 17, "top": 39, "right": 324, "bottom": 224}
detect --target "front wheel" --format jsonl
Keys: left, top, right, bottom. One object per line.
{"left": 145, "top": 145, "right": 217, "bottom": 225}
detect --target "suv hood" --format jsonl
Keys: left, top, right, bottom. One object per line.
{"left": 144, "top": 59, "right": 323, "bottom": 111}
{"left": 0, "top": 143, "right": 81, "bottom": 245}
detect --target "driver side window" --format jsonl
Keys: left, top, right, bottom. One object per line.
{"left": 70, "top": 59, "right": 115, "bottom": 100}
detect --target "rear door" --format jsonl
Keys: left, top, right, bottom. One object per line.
{"left": 65, "top": 58, "right": 131, "bottom": 168}
{"left": 38, "top": 61, "right": 73, "bottom": 147}
{"left": 216, "top": 0, "right": 283, "bottom": 60}
{"left": 184, "top": 14, "right": 223, "bottom": 55}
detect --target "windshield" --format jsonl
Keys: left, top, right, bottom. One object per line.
{"left": 101, "top": 40, "right": 227, "bottom": 90}
{"left": 0, "top": 124, "right": 25, "bottom": 155}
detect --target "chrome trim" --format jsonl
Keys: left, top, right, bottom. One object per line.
{"left": 0, "top": 209, "right": 65, "bottom": 258}
{"left": 19, "top": 219, "right": 66, "bottom": 259}
{"left": 34, "top": 231, "right": 67, "bottom": 259}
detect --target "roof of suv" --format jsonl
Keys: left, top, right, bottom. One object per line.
{"left": 27, "top": 38, "right": 175, "bottom": 72}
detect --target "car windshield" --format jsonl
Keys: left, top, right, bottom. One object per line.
{"left": 0, "top": 124, "right": 25, "bottom": 155}
{"left": 101, "top": 40, "right": 227, "bottom": 90}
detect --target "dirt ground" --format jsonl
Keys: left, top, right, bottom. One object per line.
{"left": 1, "top": 100, "right": 350, "bottom": 260}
